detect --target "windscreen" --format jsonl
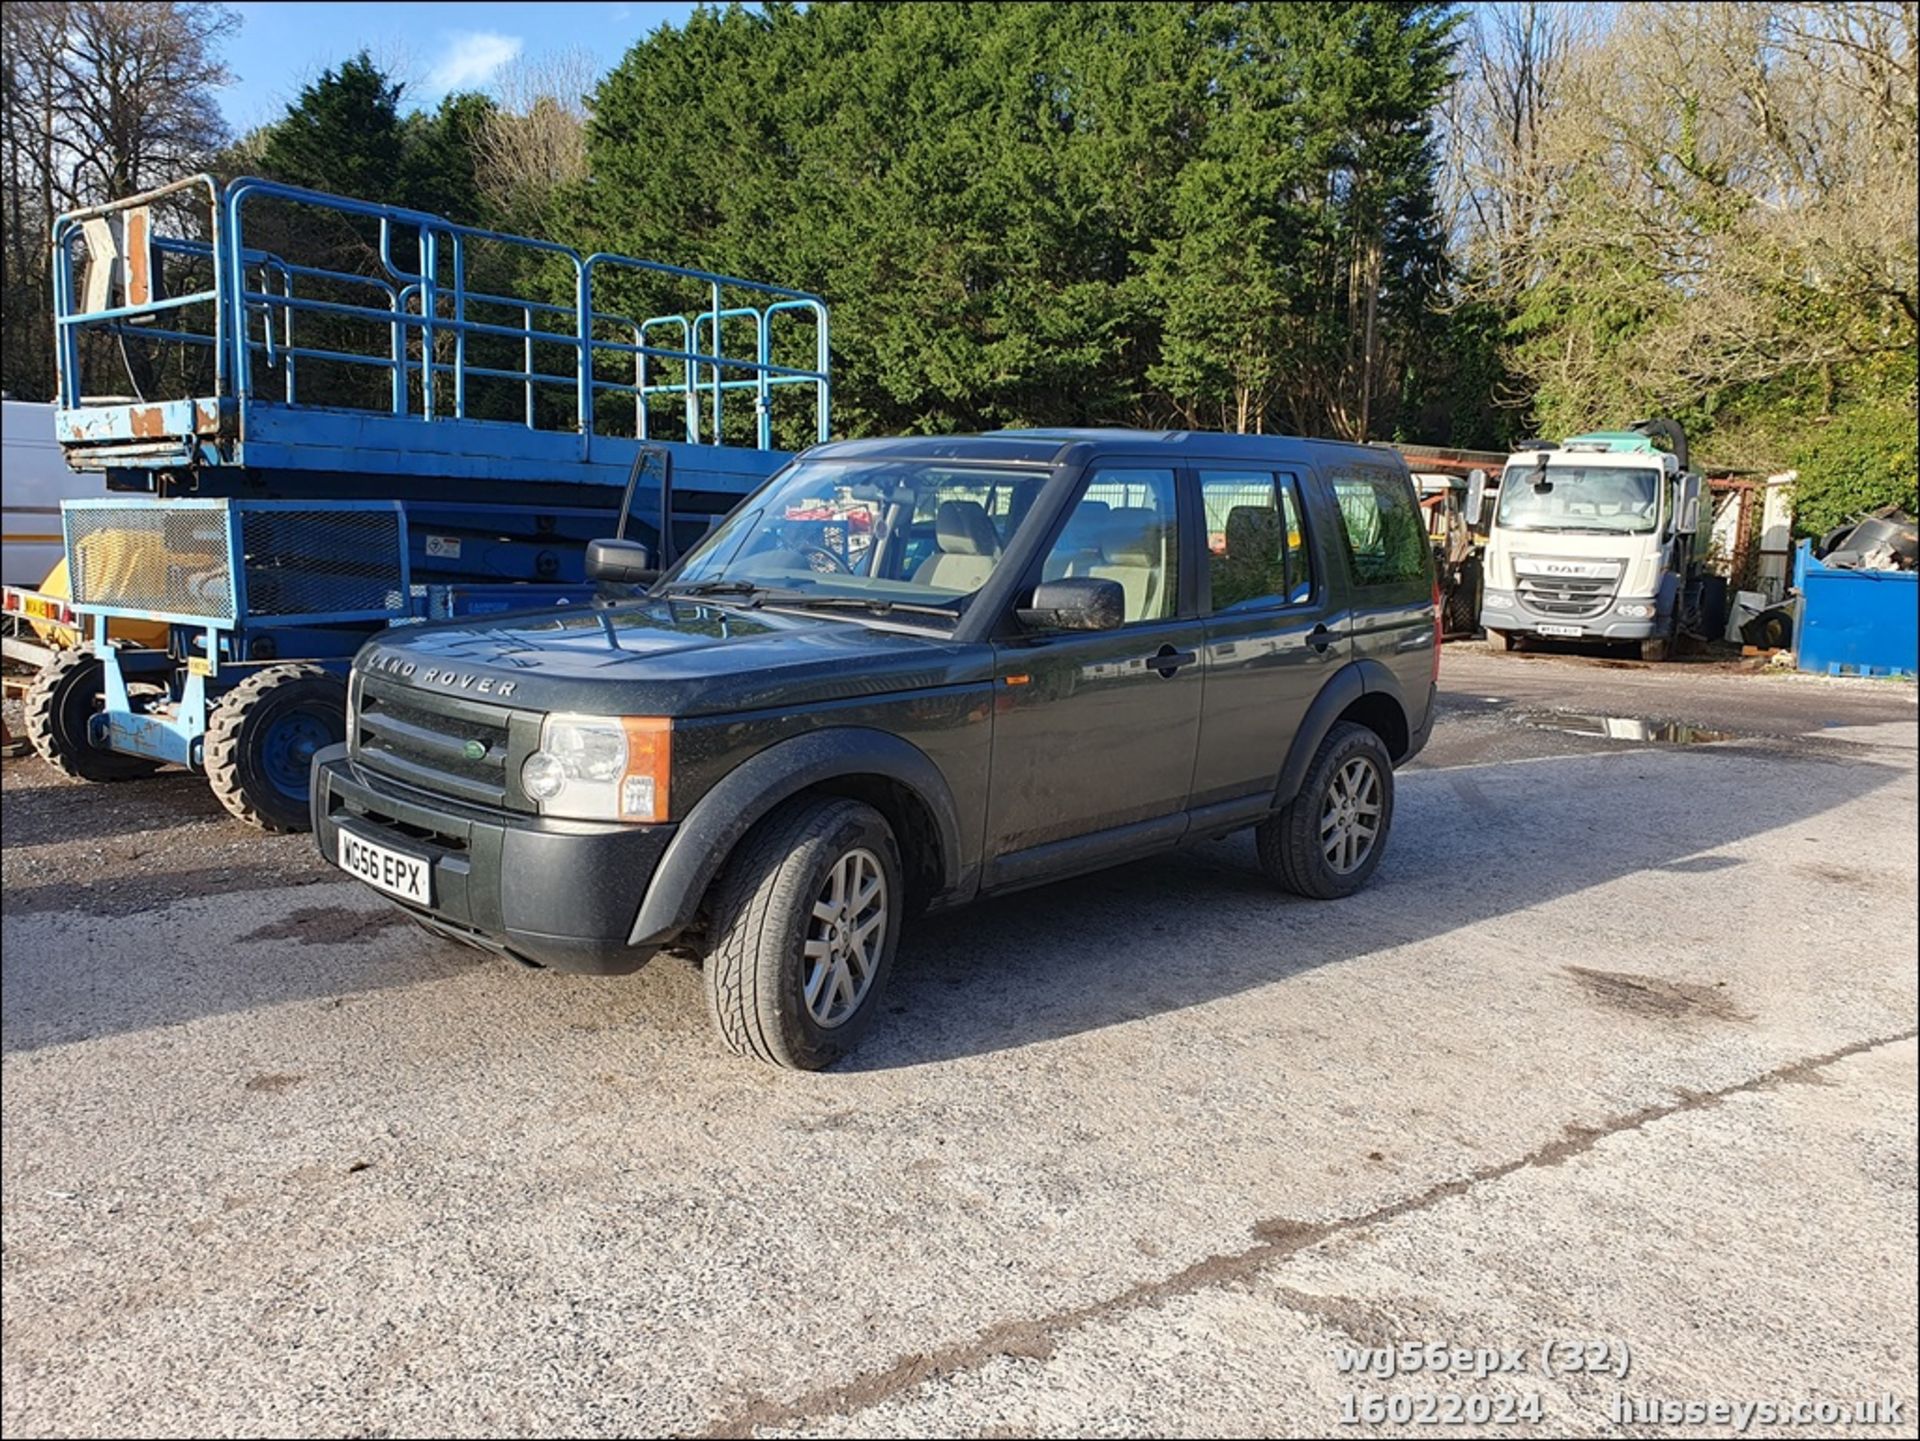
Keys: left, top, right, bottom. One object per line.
{"left": 666, "top": 459, "right": 1051, "bottom": 618}
{"left": 1496, "top": 465, "right": 1661, "bottom": 534}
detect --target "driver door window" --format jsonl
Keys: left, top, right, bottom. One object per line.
{"left": 1037, "top": 467, "right": 1179, "bottom": 623}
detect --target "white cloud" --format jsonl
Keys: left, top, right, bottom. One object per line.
{"left": 426, "top": 30, "right": 523, "bottom": 95}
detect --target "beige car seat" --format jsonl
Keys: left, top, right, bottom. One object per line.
{"left": 1213, "top": 504, "right": 1283, "bottom": 608}
{"left": 1042, "top": 500, "right": 1111, "bottom": 582}
{"left": 1087, "top": 506, "right": 1170, "bottom": 620}
{"left": 912, "top": 499, "right": 1001, "bottom": 593}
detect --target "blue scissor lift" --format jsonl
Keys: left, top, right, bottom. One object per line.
{"left": 25, "top": 174, "right": 830, "bottom": 829}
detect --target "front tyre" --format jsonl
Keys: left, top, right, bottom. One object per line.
{"left": 703, "top": 797, "right": 903, "bottom": 1070}
{"left": 203, "top": 663, "right": 347, "bottom": 832}
{"left": 1255, "top": 722, "right": 1396, "bottom": 900}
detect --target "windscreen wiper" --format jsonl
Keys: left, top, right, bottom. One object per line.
{"left": 660, "top": 580, "right": 809, "bottom": 608}
{"left": 665, "top": 580, "right": 958, "bottom": 622}
{"left": 763, "top": 594, "right": 960, "bottom": 622}
{"left": 663, "top": 579, "right": 766, "bottom": 598}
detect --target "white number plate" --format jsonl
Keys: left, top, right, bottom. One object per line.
{"left": 1536, "top": 623, "right": 1585, "bottom": 637}
{"left": 337, "top": 830, "right": 432, "bottom": 905}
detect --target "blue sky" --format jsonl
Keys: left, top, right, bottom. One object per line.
{"left": 219, "top": 2, "right": 705, "bottom": 133}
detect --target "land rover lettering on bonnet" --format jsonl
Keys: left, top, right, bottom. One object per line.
{"left": 314, "top": 429, "right": 1437, "bottom": 1069}
{"left": 364, "top": 651, "right": 517, "bottom": 697}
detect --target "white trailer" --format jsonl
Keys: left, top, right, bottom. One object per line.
{"left": 2, "top": 400, "right": 96, "bottom": 587}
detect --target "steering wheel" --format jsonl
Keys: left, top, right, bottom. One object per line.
{"left": 796, "top": 544, "right": 852, "bottom": 574}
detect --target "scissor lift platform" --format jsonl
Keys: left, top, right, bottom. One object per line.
{"left": 26, "top": 175, "right": 832, "bottom": 828}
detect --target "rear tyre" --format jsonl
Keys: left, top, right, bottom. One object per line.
{"left": 1256, "top": 722, "right": 1396, "bottom": 900}
{"left": 703, "top": 796, "right": 903, "bottom": 1070}
{"left": 203, "top": 663, "right": 347, "bottom": 832}
{"left": 22, "top": 649, "right": 161, "bottom": 782}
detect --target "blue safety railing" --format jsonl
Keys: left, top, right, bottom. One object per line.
{"left": 50, "top": 175, "right": 830, "bottom": 454}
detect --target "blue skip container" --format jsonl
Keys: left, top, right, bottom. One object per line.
{"left": 1793, "top": 540, "right": 1918, "bottom": 678}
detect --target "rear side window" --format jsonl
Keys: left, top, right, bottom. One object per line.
{"left": 1330, "top": 465, "right": 1429, "bottom": 587}
{"left": 1198, "top": 469, "right": 1314, "bottom": 609}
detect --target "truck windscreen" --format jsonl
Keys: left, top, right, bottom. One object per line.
{"left": 1496, "top": 465, "right": 1660, "bottom": 534}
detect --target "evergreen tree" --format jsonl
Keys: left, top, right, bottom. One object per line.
{"left": 574, "top": 2, "right": 1462, "bottom": 442}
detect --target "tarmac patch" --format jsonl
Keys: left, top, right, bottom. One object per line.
{"left": 239, "top": 907, "right": 409, "bottom": 946}
{"left": 1564, "top": 966, "right": 1751, "bottom": 1023}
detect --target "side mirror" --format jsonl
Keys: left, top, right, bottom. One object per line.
{"left": 586, "top": 537, "right": 657, "bottom": 585}
{"left": 1466, "top": 469, "right": 1488, "bottom": 526}
{"left": 1678, "top": 476, "right": 1702, "bottom": 535}
{"left": 1016, "top": 577, "right": 1125, "bottom": 632}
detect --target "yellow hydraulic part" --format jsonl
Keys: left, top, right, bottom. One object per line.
{"left": 28, "top": 558, "right": 170, "bottom": 649}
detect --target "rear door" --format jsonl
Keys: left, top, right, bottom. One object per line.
{"left": 1190, "top": 466, "right": 1347, "bottom": 811}
{"left": 982, "top": 463, "right": 1204, "bottom": 884}
{"left": 1326, "top": 459, "right": 1437, "bottom": 720}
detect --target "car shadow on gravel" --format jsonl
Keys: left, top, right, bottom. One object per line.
{"left": 0, "top": 768, "right": 229, "bottom": 846}
{"left": 0, "top": 745, "right": 1903, "bottom": 1064}
{"left": 838, "top": 747, "right": 1905, "bottom": 1070}
{"left": 0, "top": 881, "right": 477, "bottom": 1054}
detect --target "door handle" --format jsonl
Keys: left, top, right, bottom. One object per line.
{"left": 1147, "top": 644, "right": 1197, "bottom": 678}
{"left": 1307, "top": 624, "right": 1336, "bottom": 653}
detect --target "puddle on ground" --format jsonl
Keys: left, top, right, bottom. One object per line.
{"left": 1518, "top": 711, "right": 1739, "bottom": 744}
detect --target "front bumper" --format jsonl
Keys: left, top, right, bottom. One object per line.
{"left": 1480, "top": 591, "right": 1663, "bottom": 641}
{"left": 311, "top": 745, "right": 674, "bottom": 973}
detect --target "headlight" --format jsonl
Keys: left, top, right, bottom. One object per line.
{"left": 1616, "top": 602, "right": 1656, "bottom": 619}
{"left": 520, "top": 714, "right": 671, "bottom": 822}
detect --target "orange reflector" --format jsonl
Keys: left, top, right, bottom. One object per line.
{"left": 1005, "top": 674, "right": 1030, "bottom": 686}
{"left": 619, "top": 717, "right": 672, "bottom": 822}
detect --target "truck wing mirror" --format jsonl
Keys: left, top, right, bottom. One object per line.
{"left": 1679, "top": 476, "right": 1702, "bottom": 535}
{"left": 1016, "top": 578, "right": 1125, "bottom": 632}
{"left": 1466, "top": 469, "right": 1488, "bottom": 526}
{"left": 586, "top": 537, "right": 657, "bottom": 585}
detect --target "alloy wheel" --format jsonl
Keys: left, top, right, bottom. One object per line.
{"left": 802, "top": 847, "right": 887, "bottom": 1027}
{"left": 1320, "top": 756, "right": 1383, "bottom": 875}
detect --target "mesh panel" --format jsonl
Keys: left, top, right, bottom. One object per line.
{"left": 66, "top": 507, "right": 234, "bottom": 619}
{"left": 63, "top": 504, "right": 406, "bottom": 621}
{"left": 240, "top": 508, "right": 405, "bottom": 617}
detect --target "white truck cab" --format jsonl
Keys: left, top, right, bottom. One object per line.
{"left": 1475, "top": 419, "right": 1703, "bottom": 661}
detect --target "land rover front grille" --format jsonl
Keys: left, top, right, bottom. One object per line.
{"left": 352, "top": 674, "right": 525, "bottom": 807}
{"left": 1517, "top": 574, "right": 1616, "bottom": 620}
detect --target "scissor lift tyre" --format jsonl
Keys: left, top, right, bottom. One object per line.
{"left": 22, "top": 649, "right": 162, "bottom": 782}
{"left": 204, "top": 662, "right": 347, "bottom": 832}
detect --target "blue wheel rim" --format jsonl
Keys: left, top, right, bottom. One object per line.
{"left": 260, "top": 710, "right": 332, "bottom": 799}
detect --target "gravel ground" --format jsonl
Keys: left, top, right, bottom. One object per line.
{"left": 2, "top": 647, "right": 1915, "bottom": 1437}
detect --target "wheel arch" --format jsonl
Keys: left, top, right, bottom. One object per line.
{"left": 629, "top": 727, "right": 963, "bottom": 949}
{"left": 1274, "top": 660, "right": 1412, "bottom": 808}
